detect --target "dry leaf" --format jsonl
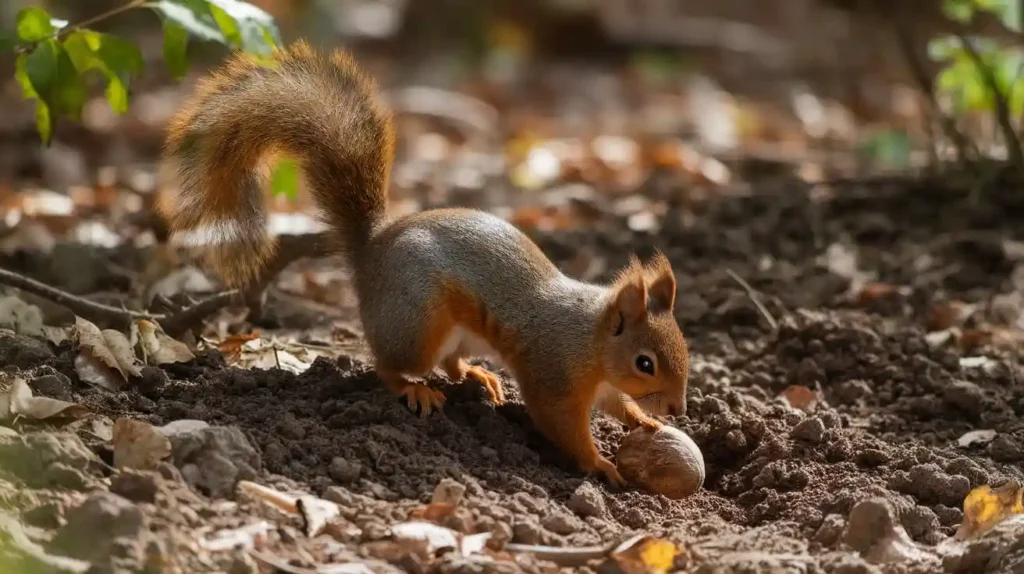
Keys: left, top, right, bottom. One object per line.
{"left": 855, "top": 282, "right": 897, "bottom": 306}
{"left": 957, "top": 430, "right": 997, "bottom": 448}
{"left": 40, "top": 325, "right": 70, "bottom": 346}
{"left": 74, "top": 317, "right": 142, "bottom": 390}
{"left": 135, "top": 320, "right": 194, "bottom": 365}
{"left": 199, "top": 521, "right": 273, "bottom": 552}
{"left": 409, "top": 502, "right": 457, "bottom": 523}
{"left": 925, "top": 301, "right": 974, "bottom": 332}
{"left": 390, "top": 521, "right": 490, "bottom": 556}
{"left": 231, "top": 338, "right": 321, "bottom": 374}
{"left": 113, "top": 418, "right": 172, "bottom": 471}
{"left": 779, "top": 385, "right": 818, "bottom": 411}
{"left": 610, "top": 537, "right": 679, "bottom": 574}
{"left": 296, "top": 495, "right": 341, "bottom": 538}
{"left": 1, "top": 378, "right": 89, "bottom": 423}
{"left": 236, "top": 480, "right": 299, "bottom": 514}
{"left": 217, "top": 331, "right": 261, "bottom": 363}
{"left": 956, "top": 482, "right": 1024, "bottom": 539}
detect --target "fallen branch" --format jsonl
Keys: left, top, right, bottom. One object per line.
{"left": 0, "top": 231, "right": 341, "bottom": 336}
{"left": 504, "top": 533, "right": 650, "bottom": 567}
{"left": 724, "top": 268, "right": 778, "bottom": 332}
{"left": 0, "top": 266, "right": 238, "bottom": 338}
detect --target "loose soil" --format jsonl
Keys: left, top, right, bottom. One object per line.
{"left": 3, "top": 179, "right": 1024, "bottom": 573}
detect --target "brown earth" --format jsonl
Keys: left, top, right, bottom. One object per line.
{"left": 2, "top": 178, "right": 1024, "bottom": 573}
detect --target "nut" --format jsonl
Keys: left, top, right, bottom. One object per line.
{"left": 616, "top": 425, "right": 705, "bottom": 499}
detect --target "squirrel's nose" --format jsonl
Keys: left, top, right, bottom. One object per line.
{"left": 667, "top": 400, "right": 686, "bottom": 417}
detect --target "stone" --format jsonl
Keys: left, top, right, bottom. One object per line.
{"left": 567, "top": 482, "right": 606, "bottom": 518}
{"left": 328, "top": 457, "right": 362, "bottom": 484}
{"left": 431, "top": 478, "right": 466, "bottom": 506}
{"left": 51, "top": 492, "right": 144, "bottom": 563}
{"left": 166, "top": 426, "right": 261, "bottom": 498}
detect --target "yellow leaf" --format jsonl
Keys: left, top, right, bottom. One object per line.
{"left": 639, "top": 538, "right": 677, "bottom": 572}
{"left": 611, "top": 537, "right": 679, "bottom": 574}
{"left": 958, "top": 482, "right": 1024, "bottom": 539}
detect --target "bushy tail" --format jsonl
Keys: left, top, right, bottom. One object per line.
{"left": 159, "top": 41, "right": 395, "bottom": 287}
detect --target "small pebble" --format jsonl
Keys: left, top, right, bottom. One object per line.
{"left": 512, "top": 521, "right": 544, "bottom": 544}
{"left": 431, "top": 477, "right": 466, "bottom": 506}
{"left": 792, "top": 417, "right": 826, "bottom": 443}
{"left": 541, "top": 510, "right": 578, "bottom": 535}
{"left": 328, "top": 457, "right": 362, "bottom": 484}
{"left": 567, "top": 482, "right": 606, "bottom": 518}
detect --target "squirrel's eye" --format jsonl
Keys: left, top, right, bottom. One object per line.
{"left": 635, "top": 354, "right": 655, "bottom": 376}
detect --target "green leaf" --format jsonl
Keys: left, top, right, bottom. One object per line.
{"left": 24, "top": 40, "right": 59, "bottom": 106}
{"left": 16, "top": 7, "right": 65, "bottom": 43}
{"left": 63, "top": 30, "right": 144, "bottom": 115}
{"left": 162, "top": 19, "right": 190, "bottom": 78}
{"left": 16, "top": 41, "right": 84, "bottom": 144}
{"left": 207, "top": 0, "right": 281, "bottom": 54}
{"left": 15, "top": 53, "right": 52, "bottom": 144}
{"left": 150, "top": 0, "right": 227, "bottom": 44}
{"left": 33, "top": 100, "right": 54, "bottom": 145}
{"left": 210, "top": 4, "right": 242, "bottom": 46}
{"left": 942, "top": 0, "right": 974, "bottom": 23}
{"left": 149, "top": 0, "right": 280, "bottom": 55}
{"left": 270, "top": 157, "right": 299, "bottom": 199}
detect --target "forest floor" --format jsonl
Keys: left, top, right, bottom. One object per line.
{"left": 1, "top": 48, "right": 1024, "bottom": 570}
{"left": 2, "top": 171, "right": 1024, "bottom": 573}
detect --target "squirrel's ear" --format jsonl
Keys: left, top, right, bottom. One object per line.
{"left": 612, "top": 277, "right": 648, "bottom": 326}
{"left": 645, "top": 251, "right": 676, "bottom": 313}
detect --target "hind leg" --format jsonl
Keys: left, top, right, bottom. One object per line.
{"left": 442, "top": 356, "right": 505, "bottom": 406}
{"left": 366, "top": 313, "right": 457, "bottom": 417}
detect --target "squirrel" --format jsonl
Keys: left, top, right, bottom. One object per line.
{"left": 158, "top": 41, "right": 690, "bottom": 487}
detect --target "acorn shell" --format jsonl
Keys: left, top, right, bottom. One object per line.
{"left": 616, "top": 425, "right": 705, "bottom": 499}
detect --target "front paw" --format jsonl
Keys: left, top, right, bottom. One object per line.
{"left": 594, "top": 455, "right": 626, "bottom": 489}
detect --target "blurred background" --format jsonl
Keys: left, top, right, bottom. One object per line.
{"left": 3, "top": 0, "right": 1021, "bottom": 194}
{"left": 1, "top": 0, "right": 1023, "bottom": 322}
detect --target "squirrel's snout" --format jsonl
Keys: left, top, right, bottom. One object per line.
{"left": 667, "top": 399, "right": 686, "bottom": 417}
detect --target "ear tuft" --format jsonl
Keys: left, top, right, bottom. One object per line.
{"left": 611, "top": 256, "right": 648, "bottom": 324}
{"left": 613, "top": 278, "right": 648, "bottom": 324}
{"left": 644, "top": 250, "right": 676, "bottom": 313}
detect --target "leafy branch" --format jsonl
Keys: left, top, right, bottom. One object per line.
{"left": 1, "top": 0, "right": 282, "bottom": 146}
{"left": 926, "top": 0, "right": 1024, "bottom": 173}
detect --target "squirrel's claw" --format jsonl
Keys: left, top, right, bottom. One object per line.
{"left": 464, "top": 365, "right": 506, "bottom": 406}
{"left": 400, "top": 384, "right": 447, "bottom": 416}
{"left": 594, "top": 455, "right": 627, "bottom": 489}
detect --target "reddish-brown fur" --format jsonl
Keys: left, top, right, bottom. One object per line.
{"left": 159, "top": 42, "right": 690, "bottom": 488}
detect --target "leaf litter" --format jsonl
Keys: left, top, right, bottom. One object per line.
{"left": 0, "top": 378, "right": 89, "bottom": 424}
{"left": 72, "top": 316, "right": 142, "bottom": 390}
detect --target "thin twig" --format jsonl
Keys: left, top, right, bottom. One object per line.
{"left": 160, "top": 290, "right": 241, "bottom": 338}
{"left": 956, "top": 32, "right": 1024, "bottom": 171}
{"left": 0, "top": 266, "right": 238, "bottom": 337}
{"left": 724, "top": 268, "right": 778, "bottom": 332}
{"left": 13, "top": 0, "right": 147, "bottom": 54}
{"left": 892, "top": 18, "right": 979, "bottom": 171}
{"left": 505, "top": 533, "right": 650, "bottom": 567}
